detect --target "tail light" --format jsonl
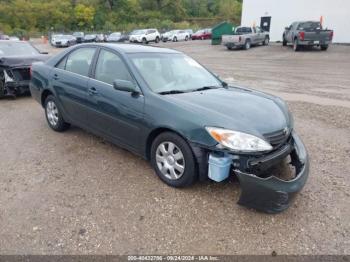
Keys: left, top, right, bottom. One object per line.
{"left": 330, "top": 31, "right": 334, "bottom": 40}
{"left": 299, "top": 31, "right": 305, "bottom": 41}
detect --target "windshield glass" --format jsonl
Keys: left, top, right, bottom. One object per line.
{"left": 132, "top": 30, "right": 146, "bottom": 35}
{"left": 110, "top": 32, "right": 121, "bottom": 37}
{"left": 0, "top": 42, "right": 39, "bottom": 56}
{"left": 57, "top": 35, "right": 72, "bottom": 39}
{"left": 130, "top": 53, "right": 222, "bottom": 93}
{"left": 73, "top": 32, "right": 84, "bottom": 37}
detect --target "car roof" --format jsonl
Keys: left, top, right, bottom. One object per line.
{"left": 84, "top": 43, "right": 181, "bottom": 54}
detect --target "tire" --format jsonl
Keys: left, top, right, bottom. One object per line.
{"left": 155, "top": 36, "right": 160, "bottom": 43}
{"left": 226, "top": 46, "right": 232, "bottom": 50}
{"left": 151, "top": 132, "right": 197, "bottom": 188}
{"left": 201, "top": 36, "right": 204, "bottom": 40}
{"left": 173, "top": 36, "right": 177, "bottom": 42}
{"left": 142, "top": 38, "right": 147, "bottom": 44}
{"left": 293, "top": 38, "right": 300, "bottom": 51}
{"left": 243, "top": 39, "right": 251, "bottom": 50}
{"left": 44, "top": 95, "right": 70, "bottom": 132}
{"left": 282, "top": 35, "right": 287, "bottom": 46}
{"left": 185, "top": 36, "right": 188, "bottom": 41}
{"left": 0, "top": 71, "right": 5, "bottom": 97}
{"left": 263, "top": 36, "right": 269, "bottom": 45}
{"left": 320, "top": 45, "right": 328, "bottom": 51}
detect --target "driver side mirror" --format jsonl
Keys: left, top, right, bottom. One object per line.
{"left": 285, "top": 27, "right": 290, "bottom": 30}
{"left": 113, "top": 79, "right": 138, "bottom": 93}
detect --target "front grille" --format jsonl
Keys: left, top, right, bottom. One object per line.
{"left": 264, "top": 128, "right": 291, "bottom": 148}
{"left": 12, "top": 68, "right": 30, "bottom": 81}
{"left": 56, "top": 41, "right": 61, "bottom": 45}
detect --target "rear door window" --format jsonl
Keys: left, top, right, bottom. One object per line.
{"left": 65, "top": 48, "right": 96, "bottom": 77}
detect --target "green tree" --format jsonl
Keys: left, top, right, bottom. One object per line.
{"left": 74, "top": 4, "right": 95, "bottom": 28}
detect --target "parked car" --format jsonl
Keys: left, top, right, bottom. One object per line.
{"left": 106, "top": 32, "right": 122, "bottom": 42}
{"left": 53, "top": 35, "right": 77, "bottom": 47}
{"left": 0, "top": 40, "right": 49, "bottom": 97}
{"left": 0, "top": 34, "right": 10, "bottom": 40}
{"left": 30, "top": 43, "right": 309, "bottom": 213}
{"left": 84, "top": 34, "right": 97, "bottom": 43}
{"left": 162, "top": 30, "right": 190, "bottom": 42}
{"left": 129, "top": 29, "right": 160, "bottom": 44}
{"left": 222, "top": 26, "right": 270, "bottom": 50}
{"left": 50, "top": 34, "right": 63, "bottom": 46}
{"left": 191, "top": 28, "right": 211, "bottom": 40}
{"left": 9, "top": 36, "right": 20, "bottom": 41}
{"left": 72, "top": 32, "right": 84, "bottom": 43}
{"left": 185, "top": 29, "right": 193, "bottom": 38}
{"left": 95, "top": 34, "right": 105, "bottom": 42}
{"left": 283, "top": 21, "right": 333, "bottom": 51}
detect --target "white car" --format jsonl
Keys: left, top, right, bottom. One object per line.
{"left": 129, "top": 29, "right": 160, "bottom": 44}
{"left": 50, "top": 34, "right": 63, "bottom": 46}
{"left": 162, "top": 30, "right": 190, "bottom": 42}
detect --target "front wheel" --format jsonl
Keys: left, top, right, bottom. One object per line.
{"left": 282, "top": 35, "right": 287, "bottom": 46}
{"left": 185, "top": 36, "right": 188, "bottom": 41}
{"left": 142, "top": 38, "right": 147, "bottom": 44}
{"left": 173, "top": 37, "right": 177, "bottom": 42}
{"left": 155, "top": 36, "right": 160, "bottom": 43}
{"left": 151, "top": 132, "right": 197, "bottom": 188}
{"left": 45, "top": 95, "right": 70, "bottom": 132}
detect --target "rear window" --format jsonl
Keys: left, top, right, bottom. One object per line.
{"left": 298, "top": 22, "right": 322, "bottom": 31}
{"left": 235, "top": 27, "right": 252, "bottom": 35}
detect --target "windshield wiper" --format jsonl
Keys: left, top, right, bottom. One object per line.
{"left": 158, "top": 90, "right": 186, "bottom": 95}
{"left": 191, "top": 86, "right": 222, "bottom": 92}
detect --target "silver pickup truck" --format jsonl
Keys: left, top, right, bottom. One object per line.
{"left": 222, "top": 26, "right": 270, "bottom": 50}
{"left": 283, "top": 21, "right": 333, "bottom": 51}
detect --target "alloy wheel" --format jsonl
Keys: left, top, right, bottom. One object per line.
{"left": 156, "top": 141, "right": 185, "bottom": 180}
{"left": 46, "top": 101, "right": 59, "bottom": 126}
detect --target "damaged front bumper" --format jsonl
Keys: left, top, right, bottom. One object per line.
{"left": 234, "top": 132, "right": 309, "bottom": 213}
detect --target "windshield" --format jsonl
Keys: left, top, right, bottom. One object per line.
{"left": 130, "top": 53, "right": 222, "bottom": 93}
{"left": 0, "top": 42, "right": 39, "bottom": 56}
{"left": 110, "top": 32, "right": 121, "bottom": 37}
{"left": 132, "top": 30, "right": 146, "bottom": 35}
{"left": 73, "top": 32, "right": 84, "bottom": 37}
{"left": 57, "top": 35, "right": 72, "bottom": 39}
{"left": 195, "top": 30, "right": 204, "bottom": 34}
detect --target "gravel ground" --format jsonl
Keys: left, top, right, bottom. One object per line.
{"left": 0, "top": 40, "right": 349, "bottom": 255}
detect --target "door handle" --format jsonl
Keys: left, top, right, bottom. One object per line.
{"left": 88, "top": 87, "right": 98, "bottom": 95}
{"left": 53, "top": 74, "right": 59, "bottom": 80}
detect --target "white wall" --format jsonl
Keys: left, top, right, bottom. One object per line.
{"left": 241, "top": 0, "right": 350, "bottom": 43}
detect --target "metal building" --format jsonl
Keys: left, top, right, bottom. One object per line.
{"left": 241, "top": 0, "right": 350, "bottom": 43}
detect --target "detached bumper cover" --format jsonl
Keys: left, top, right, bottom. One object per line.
{"left": 235, "top": 132, "right": 309, "bottom": 213}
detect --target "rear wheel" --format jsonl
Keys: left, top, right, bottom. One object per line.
{"left": 226, "top": 46, "right": 233, "bottom": 50}
{"left": 151, "top": 132, "right": 197, "bottom": 188}
{"left": 320, "top": 45, "right": 328, "bottom": 51}
{"left": 243, "top": 39, "right": 251, "bottom": 50}
{"left": 45, "top": 95, "right": 70, "bottom": 132}
{"left": 263, "top": 36, "right": 269, "bottom": 45}
{"left": 185, "top": 36, "right": 188, "bottom": 41}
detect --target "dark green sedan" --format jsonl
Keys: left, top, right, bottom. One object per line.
{"left": 30, "top": 43, "right": 309, "bottom": 213}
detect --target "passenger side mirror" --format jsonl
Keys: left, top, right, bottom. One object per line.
{"left": 113, "top": 79, "right": 138, "bottom": 93}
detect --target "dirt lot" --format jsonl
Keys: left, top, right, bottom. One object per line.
{"left": 0, "top": 40, "right": 349, "bottom": 255}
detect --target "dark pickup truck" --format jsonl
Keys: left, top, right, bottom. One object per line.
{"left": 283, "top": 21, "right": 333, "bottom": 51}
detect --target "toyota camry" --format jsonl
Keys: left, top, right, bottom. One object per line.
{"left": 30, "top": 44, "right": 309, "bottom": 213}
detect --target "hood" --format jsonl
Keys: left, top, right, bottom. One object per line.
{"left": 163, "top": 87, "right": 291, "bottom": 138}
{"left": 0, "top": 54, "right": 50, "bottom": 68}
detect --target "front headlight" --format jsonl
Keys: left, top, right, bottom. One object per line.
{"left": 205, "top": 127, "right": 273, "bottom": 152}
